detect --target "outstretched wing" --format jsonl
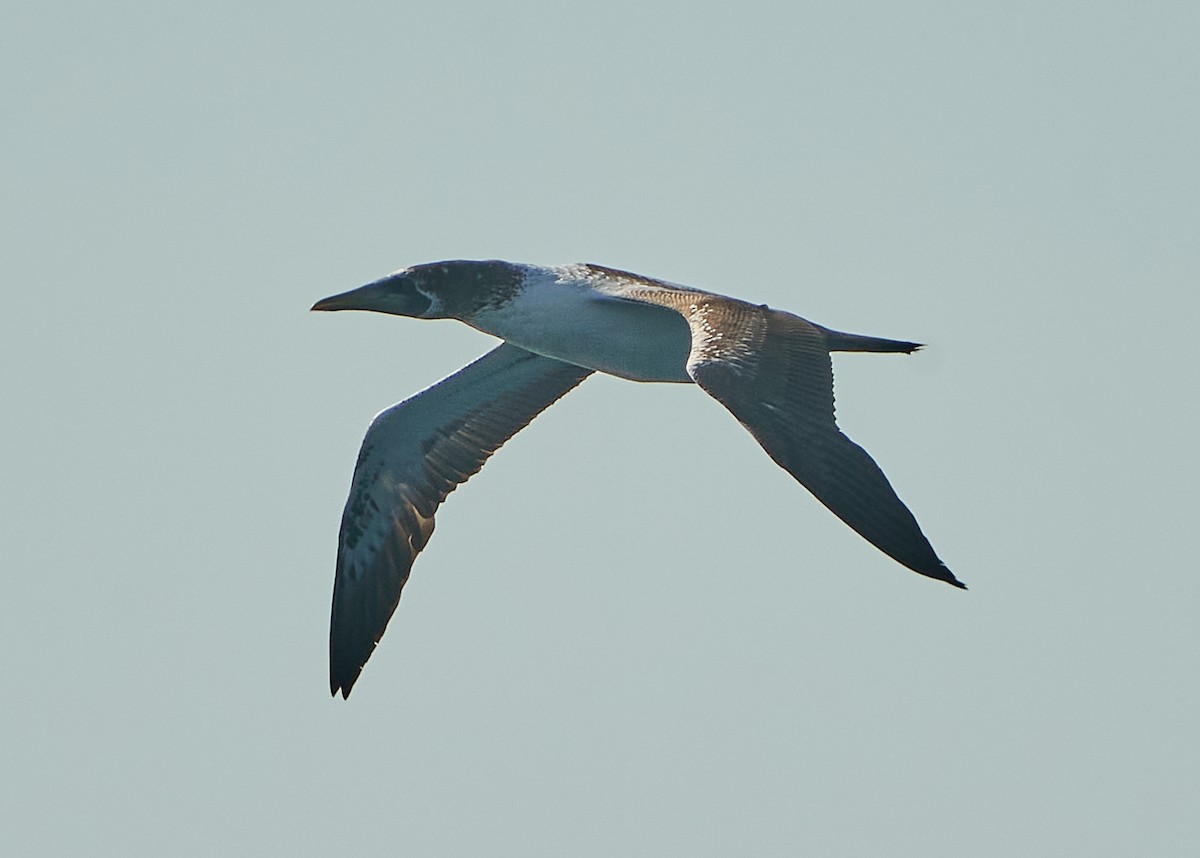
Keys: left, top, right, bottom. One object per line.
{"left": 329, "top": 344, "right": 593, "bottom": 697}
{"left": 613, "top": 281, "right": 962, "bottom": 589}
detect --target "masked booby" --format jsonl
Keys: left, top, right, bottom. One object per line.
{"left": 314, "top": 260, "right": 963, "bottom": 697}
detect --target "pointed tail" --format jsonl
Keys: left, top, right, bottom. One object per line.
{"left": 819, "top": 326, "right": 923, "bottom": 354}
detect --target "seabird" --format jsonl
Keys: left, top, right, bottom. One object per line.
{"left": 314, "top": 260, "right": 963, "bottom": 697}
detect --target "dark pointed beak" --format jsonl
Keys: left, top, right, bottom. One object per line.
{"left": 311, "top": 271, "right": 433, "bottom": 318}
{"left": 311, "top": 283, "right": 386, "bottom": 312}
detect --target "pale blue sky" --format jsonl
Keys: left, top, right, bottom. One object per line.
{"left": 3, "top": 2, "right": 1198, "bottom": 855}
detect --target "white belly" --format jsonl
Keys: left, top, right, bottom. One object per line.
{"left": 467, "top": 274, "right": 693, "bottom": 382}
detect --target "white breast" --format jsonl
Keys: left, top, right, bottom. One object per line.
{"left": 466, "top": 267, "right": 693, "bottom": 383}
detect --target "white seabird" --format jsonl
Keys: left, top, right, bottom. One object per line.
{"left": 314, "top": 260, "right": 964, "bottom": 697}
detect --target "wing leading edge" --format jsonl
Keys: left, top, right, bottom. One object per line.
{"left": 329, "top": 344, "right": 593, "bottom": 697}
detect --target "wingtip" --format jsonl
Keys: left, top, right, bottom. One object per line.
{"left": 331, "top": 670, "right": 356, "bottom": 699}
{"left": 926, "top": 560, "right": 965, "bottom": 590}
{"left": 331, "top": 671, "right": 359, "bottom": 698}
{"left": 942, "top": 569, "right": 967, "bottom": 590}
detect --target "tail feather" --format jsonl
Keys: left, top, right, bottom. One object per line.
{"left": 819, "top": 326, "right": 923, "bottom": 354}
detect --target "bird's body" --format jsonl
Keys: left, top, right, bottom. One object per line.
{"left": 314, "top": 260, "right": 963, "bottom": 698}
{"left": 466, "top": 264, "right": 693, "bottom": 382}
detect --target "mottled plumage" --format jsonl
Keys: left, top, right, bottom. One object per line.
{"left": 314, "top": 260, "right": 963, "bottom": 697}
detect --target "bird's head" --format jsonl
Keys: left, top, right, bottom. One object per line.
{"left": 311, "top": 259, "right": 524, "bottom": 320}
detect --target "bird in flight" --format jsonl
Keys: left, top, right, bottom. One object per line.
{"left": 313, "top": 260, "right": 963, "bottom": 697}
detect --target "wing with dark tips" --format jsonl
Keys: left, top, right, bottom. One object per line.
{"left": 615, "top": 286, "right": 962, "bottom": 589}
{"left": 328, "top": 344, "right": 593, "bottom": 697}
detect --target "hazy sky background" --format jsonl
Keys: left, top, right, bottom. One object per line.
{"left": 3, "top": 2, "right": 1198, "bottom": 855}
